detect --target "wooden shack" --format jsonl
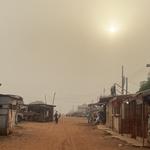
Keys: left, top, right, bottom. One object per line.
{"left": 99, "top": 96, "right": 114, "bottom": 128}
{"left": 108, "top": 90, "right": 150, "bottom": 146}
{"left": 120, "top": 90, "right": 150, "bottom": 146}
{"left": 110, "top": 95, "right": 133, "bottom": 133}
{"left": 25, "top": 104, "right": 56, "bottom": 122}
{"left": 97, "top": 91, "right": 150, "bottom": 146}
{"left": 0, "top": 94, "right": 23, "bottom": 135}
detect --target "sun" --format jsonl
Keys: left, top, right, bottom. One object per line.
{"left": 106, "top": 23, "right": 120, "bottom": 33}
{"left": 109, "top": 26, "right": 118, "bottom": 33}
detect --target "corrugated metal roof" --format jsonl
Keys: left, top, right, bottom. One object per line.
{"left": 28, "top": 103, "right": 56, "bottom": 107}
{"left": 136, "top": 89, "right": 150, "bottom": 97}
{"left": 99, "top": 96, "right": 114, "bottom": 103}
{"left": 0, "top": 94, "right": 23, "bottom": 101}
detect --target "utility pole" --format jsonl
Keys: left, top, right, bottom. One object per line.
{"left": 126, "top": 77, "right": 128, "bottom": 95}
{"left": 146, "top": 64, "right": 150, "bottom": 79}
{"left": 122, "top": 65, "right": 124, "bottom": 95}
{"left": 52, "top": 92, "right": 56, "bottom": 105}
{"left": 44, "top": 95, "right": 47, "bottom": 104}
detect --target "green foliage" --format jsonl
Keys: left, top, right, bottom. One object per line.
{"left": 139, "top": 77, "right": 150, "bottom": 91}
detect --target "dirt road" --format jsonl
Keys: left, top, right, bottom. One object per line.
{"left": 0, "top": 117, "right": 147, "bottom": 150}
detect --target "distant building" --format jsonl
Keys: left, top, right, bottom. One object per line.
{"left": 23, "top": 101, "right": 56, "bottom": 122}
{"left": 78, "top": 104, "right": 88, "bottom": 113}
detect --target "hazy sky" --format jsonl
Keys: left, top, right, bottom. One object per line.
{"left": 0, "top": 0, "right": 150, "bottom": 113}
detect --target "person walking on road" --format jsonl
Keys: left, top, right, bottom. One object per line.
{"left": 54, "top": 111, "right": 59, "bottom": 124}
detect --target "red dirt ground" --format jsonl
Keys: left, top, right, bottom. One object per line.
{"left": 0, "top": 117, "right": 147, "bottom": 150}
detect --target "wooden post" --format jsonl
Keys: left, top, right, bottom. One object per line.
{"left": 122, "top": 66, "right": 124, "bottom": 95}
{"left": 142, "top": 102, "right": 145, "bottom": 146}
{"left": 126, "top": 77, "right": 128, "bottom": 95}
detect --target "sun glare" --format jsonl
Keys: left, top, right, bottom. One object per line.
{"left": 106, "top": 23, "right": 120, "bottom": 33}
{"left": 109, "top": 26, "right": 118, "bottom": 33}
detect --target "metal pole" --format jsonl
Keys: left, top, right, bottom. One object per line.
{"left": 52, "top": 92, "right": 56, "bottom": 105}
{"left": 45, "top": 95, "right": 47, "bottom": 104}
{"left": 126, "top": 77, "right": 128, "bottom": 95}
{"left": 122, "top": 66, "right": 124, "bottom": 95}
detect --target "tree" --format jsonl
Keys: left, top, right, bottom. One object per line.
{"left": 139, "top": 76, "right": 150, "bottom": 91}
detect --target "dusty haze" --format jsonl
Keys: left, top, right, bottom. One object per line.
{"left": 0, "top": 0, "right": 150, "bottom": 113}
